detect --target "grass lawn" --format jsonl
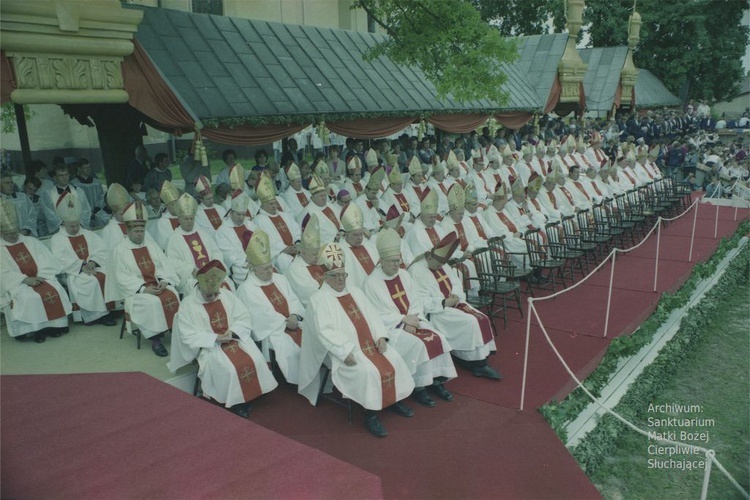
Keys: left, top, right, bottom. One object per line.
{"left": 591, "top": 284, "right": 750, "bottom": 499}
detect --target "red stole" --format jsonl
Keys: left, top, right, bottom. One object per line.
{"left": 295, "top": 191, "right": 309, "bottom": 207}
{"left": 454, "top": 222, "right": 469, "bottom": 250}
{"left": 412, "top": 185, "right": 424, "bottom": 199}
{"left": 130, "top": 246, "right": 178, "bottom": 329}
{"left": 622, "top": 169, "right": 637, "bottom": 185}
{"left": 349, "top": 245, "right": 375, "bottom": 275}
{"left": 468, "top": 215, "right": 488, "bottom": 240}
{"left": 530, "top": 198, "right": 543, "bottom": 213}
{"left": 547, "top": 190, "right": 558, "bottom": 209}
{"left": 496, "top": 212, "right": 518, "bottom": 234}
{"left": 426, "top": 227, "right": 440, "bottom": 247}
{"left": 118, "top": 222, "right": 127, "bottom": 235}
{"left": 438, "top": 183, "right": 449, "bottom": 196}
{"left": 454, "top": 302, "right": 494, "bottom": 344}
{"left": 394, "top": 192, "right": 410, "bottom": 213}
{"left": 307, "top": 264, "right": 326, "bottom": 285}
{"left": 169, "top": 217, "right": 180, "bottom": 230}
{"left": 336, "top": 294, "right": 397, "bottom": 407}
{"left": 430, "top": 267, "right": 453, "bottom": 298}
{"left": 573, "top": 181, "right": 591, "bottom": 201}
{"left": 203, "top": 299, "right": 263, "bottom": 401}
{"left": 320, "top": 206, "right": 340, "bottom": 230}
{"left": 352, "top": 182, "right": 363, "bottom": 196}
{"left": 384, "top": 275, "right": 444, "bottom": 359}
{"left": 183, "top": 232, "right": 211, "bottom": 268}
{"left": 68, "top": 235, "right": 113, "bottom": 310}
{"left": 594, "top": 149, "right": 606, "bottom": 162}
{"left": 506, "top": 166, "right": 518, "bottom": 179}
{"left": 260, "top": 282, "right": 302, "bottom": 347}
{"left": 233, "top": 225, "right": 251, "bottom": 249}
{"left": 591, "top": 182, "right": 603, "bottom": 197}
{"left": 6, "top": 243, "right": 66, "bottom": 320}
{"left": 270, "top": 215, "right": 293, "bottom": 246}
{"left": 559, "top": 186, "right": 575, "bottom": 205}
{"left": 203, "top": 207, "right": 222, "bottom": 230}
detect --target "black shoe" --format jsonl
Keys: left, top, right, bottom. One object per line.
{"left": 34, "top": 332, "right": 46, "bottom": 343}
{"left": 230, "top": 404, "right": 250, "bottom": 419}
{"left": 389, "top": 401, "right": 414, "bottom": 417}
{"left": 49, "top": 330, "right": 62, "bottom": 338}
{"left": 412, "top": 389, "right": 436, "bottom": 407}
{"left": 471, "top": 365, "right": 503, "bottom": 380}
{"left": 152, "top": 342, "right": 168, "bottom": 357}
{"left": 365, "top": 414, "right": 388, "bottom": 438}
{"left": 14, "top": 334, "right": 27, "bottom": 341}
{"left": 100, "top": 314, "right": 117, "bottom": 327}
{"left": 430, "top": 383, "right": 454, "bottom": 401}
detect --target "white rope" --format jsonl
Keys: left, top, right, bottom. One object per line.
{"left": 528, "top": 303, "right": 750, "bottom": 499}
{"left": 660, "top": 198, "right": 699, "bottom": 222}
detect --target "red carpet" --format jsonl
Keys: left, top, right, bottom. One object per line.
{"left": 1, "top": 373, "right": 383, "bottom": 499}
{"left": 2, "top": 194, "right": 745, "bottom": 499}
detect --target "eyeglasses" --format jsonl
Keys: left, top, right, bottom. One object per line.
{"left": 382, "top": 258, "right": 403, "bottom": 265}
{"left": 325, "top": 271, "right": 348, "bottom": 280}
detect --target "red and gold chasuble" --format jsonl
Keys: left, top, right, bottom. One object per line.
{"left": 384, "top": 276, "right": 444, "bottom": 359}
{"left": 203, "top": 299, "right": 263, "bottom": 401}
{"left": 430, "top": 268, "right": 492, "bottom": 343}
{"left": 67, "top": 235, "right": 113, "bottom": 310}
{"left": 349, "top": 245, "right": 375, "bottom": 275}
{"left": 336, "top": 294, "right": 396, "bottom": 407}
{"left": 295, "top": 191, "right": 309, "bottom": 207}
{"left": 430, "top": 268, "right": 453, "bottom": 299}
{"left": 131, "top": 247, "right": 178, "bottom": 328}
{"left": 260, "top": 282, "right": 302, "bottom": 346}
{"left": 270, "top": 215, "right": 293, "bottom": 246}
{"left": 6, "top": 243, "right": 66, "bottom": 320}
{"left": 183, "top": 232, "right": 211, "bottom": 269}
{"left": 203, "top": 207, "right": 223, "bottom": 230}
{"left": 394, "top": 193, "right": 410, "bottom": 214}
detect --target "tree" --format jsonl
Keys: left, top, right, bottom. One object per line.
{"left": 585, "top": 0, "right": 750, "bottom": 103}
{"left": 352, "top": 0, "right": 519, "bottom": 104}
{"left": 471, "top": 0, "right": 566, "bottom": 36}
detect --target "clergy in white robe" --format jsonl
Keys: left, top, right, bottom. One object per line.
{"left": 404, "top": 188, "right": 446, "bottom": 260}
{"left": 438, "top": 184, "right": 480, "bottom": 296}
{"left": 482, "top": 183, "right": 529, "bottom": 265}
{"left": 166, "top": 193, "right": 229, "bottom": 296}
{"left": 100, "top": 183, "right": 136, "bottom": 250}
{"left": 300, "top": 173, "right": 342, "bottom": 245}
{"left": 49, "top": 192, "right": 116, "bottom": 326}
{"left": 70, "top": 159, "right": 109, "bottom": 228}
{"left": 563, "top": 166, "right": 594, "bottom": 212}
{"left": 152, "top": 180, "right": 182, "bottom": 250}
{"left": 237, "top": 230, "right": 304, "bottom": 385}
{"left": 40, "top": 164, "right": 91, "bottom": 234}
{"left": 0, "top": 199, "right": 71, "bottom": 341}
{"left": 194, "top": 175, "right": 226, "bottom": 235}
{"left": 281, "top": 163, "right": 311, "bottom": 220}
{"left": 1, "top": 172, "right": 37, "bottom": 236}
{"left": 341, "top": 159, "right": 366, "bottom": 200}
{"left": 298, "top": 242, "right": 415, "bottom": 437}
{"left": 284, "top": 215, "right": 325, "bottom": 309}
{"left": 254, "top": 172, "right": 300, "bottom": 274}
{"left": 364, "top": 228, "right": 456, "bottom": 406}
{"left": 353, "top": 167, "right": 385, "bottom": 233}
{"left": 105, "top": 201, "right": 180, "bottom": 357}
{"left": 176, "top": 260, "right": 277, "bottom": 417}
{"left": 339, "top": 203, "right": 378, "bottom": 290}
{"left": 408, "top": 233, "right": 501, "bottom": 380}
{"left": 215, "top": 190, "right": 255, "bottom": 286}
{"left": 380, "top": 166, "right": 415, "bottom": 227}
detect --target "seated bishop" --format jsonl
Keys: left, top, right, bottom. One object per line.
{"left": 281, "top": 163, "right": 310, "bottom": 220}
{"left": 194, "top": 175, "right": 227, "bottom": 235}
{"left": 151, "top": 180, "right": 182, "bottom": 250}
{"left": 284, "top": 214, "right": 325, "bottom": 309}
{"left": 363, "top": 228, "right": 457, "bottom": 407}
{"left": 175, "top": 260, "right": 278, "bottom": 418}
{"left": 408, "top": 233, "right": 501, "bottom": 380}
{"left": 237, "top": 230, "right": 304, "bottom": 385}
{"left": 0, "top": 198, "right": 72, "bottom": 343}
{"left": 215, "top": 189, "right": 256, "bottom": 286}
{"left": 105, "top": 201, "right": 180, "bottom": 357}
{"left": 301, "top": 173, "right": 342, "bottom": 245}
{"left": 0, "top": 198, "right": 72, "bottom": 342}
{"left": 100, "top": 183, "right": 136, "bottom": 249}
{"left": 298, "top": 242, "right": 416, "bottom": 438}
{"left": 339, "top": 202, "right": 378, "bottom": 290}
{"left": 166, "top": 193, "right": 231, "bottom": 296}
{"left": 254, "top": 171, "right": 300, "bottom": 274}
{"left": 49, "top": 192, "right": 116, "bottom": 327}
{"left": 353, "top": 166, "right": 386, "bottom": 234}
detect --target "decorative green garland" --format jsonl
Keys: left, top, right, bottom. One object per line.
{"left": 540, "top": 220, "right": 750, "bottom": 474}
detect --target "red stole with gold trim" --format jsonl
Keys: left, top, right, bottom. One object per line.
{"left": 454, "top": 222, "right": 469, "bottom": 250}
{"left": 496, "top": 212, "right": 518, "bottom": 234}
{"left": 270, "top": 215, "right": 293, "bottom": 246}
{"left": 573, "top": 181, "right": 591, "bottom": 201}
{"left": 454, "top": 302, "right": 494, "bottom": 344}
{"left": 349, "top": 245, "right": 375, "bottom": 275}
{"left": 183, "top": 232, "right": 211, "bottom": 269}
{"left": 394, "top": 192, "right": 410, "bottom": 213}
{"left": 384, "top": 275, "right": 445, "bottom": 359}
{"left": 203, "top": 299, "right": 263, "bottom": 401}
{"left": 547, "top": 190, "right": 558, "bottom": 209}
{"left": 430, "top": 268, "right": 453, "bottom": 298}
{"left": 296, "top": 191, "right": 309, "bottom": 207}
{"left": 320, "top": 206, "right": 340, "bottom": 230}
{"left": 6, "top": 243, "right": 66, "bottom": 320}
{"left": 204, "top": 207, "right": 222, "bottom": 230}
{"left": 307, "top": 264, "right": 325, "bottom": 285}
{"left": 336, "top": 294, "right": 396, "bottom": 407}
{"left": 425, "top": 227, "right": 440, "bottom": 247}
{"left": 559, "top": 186, "right": 575, "bottom": 205}
{"left": 260, "top": 282, "right": 302, "bottom": 347}
{"left": 468, "top": 215, "right": 488, "bottom": 240}
{"left": 68, "top": 235, "right": 113, "bottom": 310}
{"left": 233, "top": 225, "right": 251, "bottom": 249}
{"left": 131, "top": 246, "right": 178, "bottom": 328}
